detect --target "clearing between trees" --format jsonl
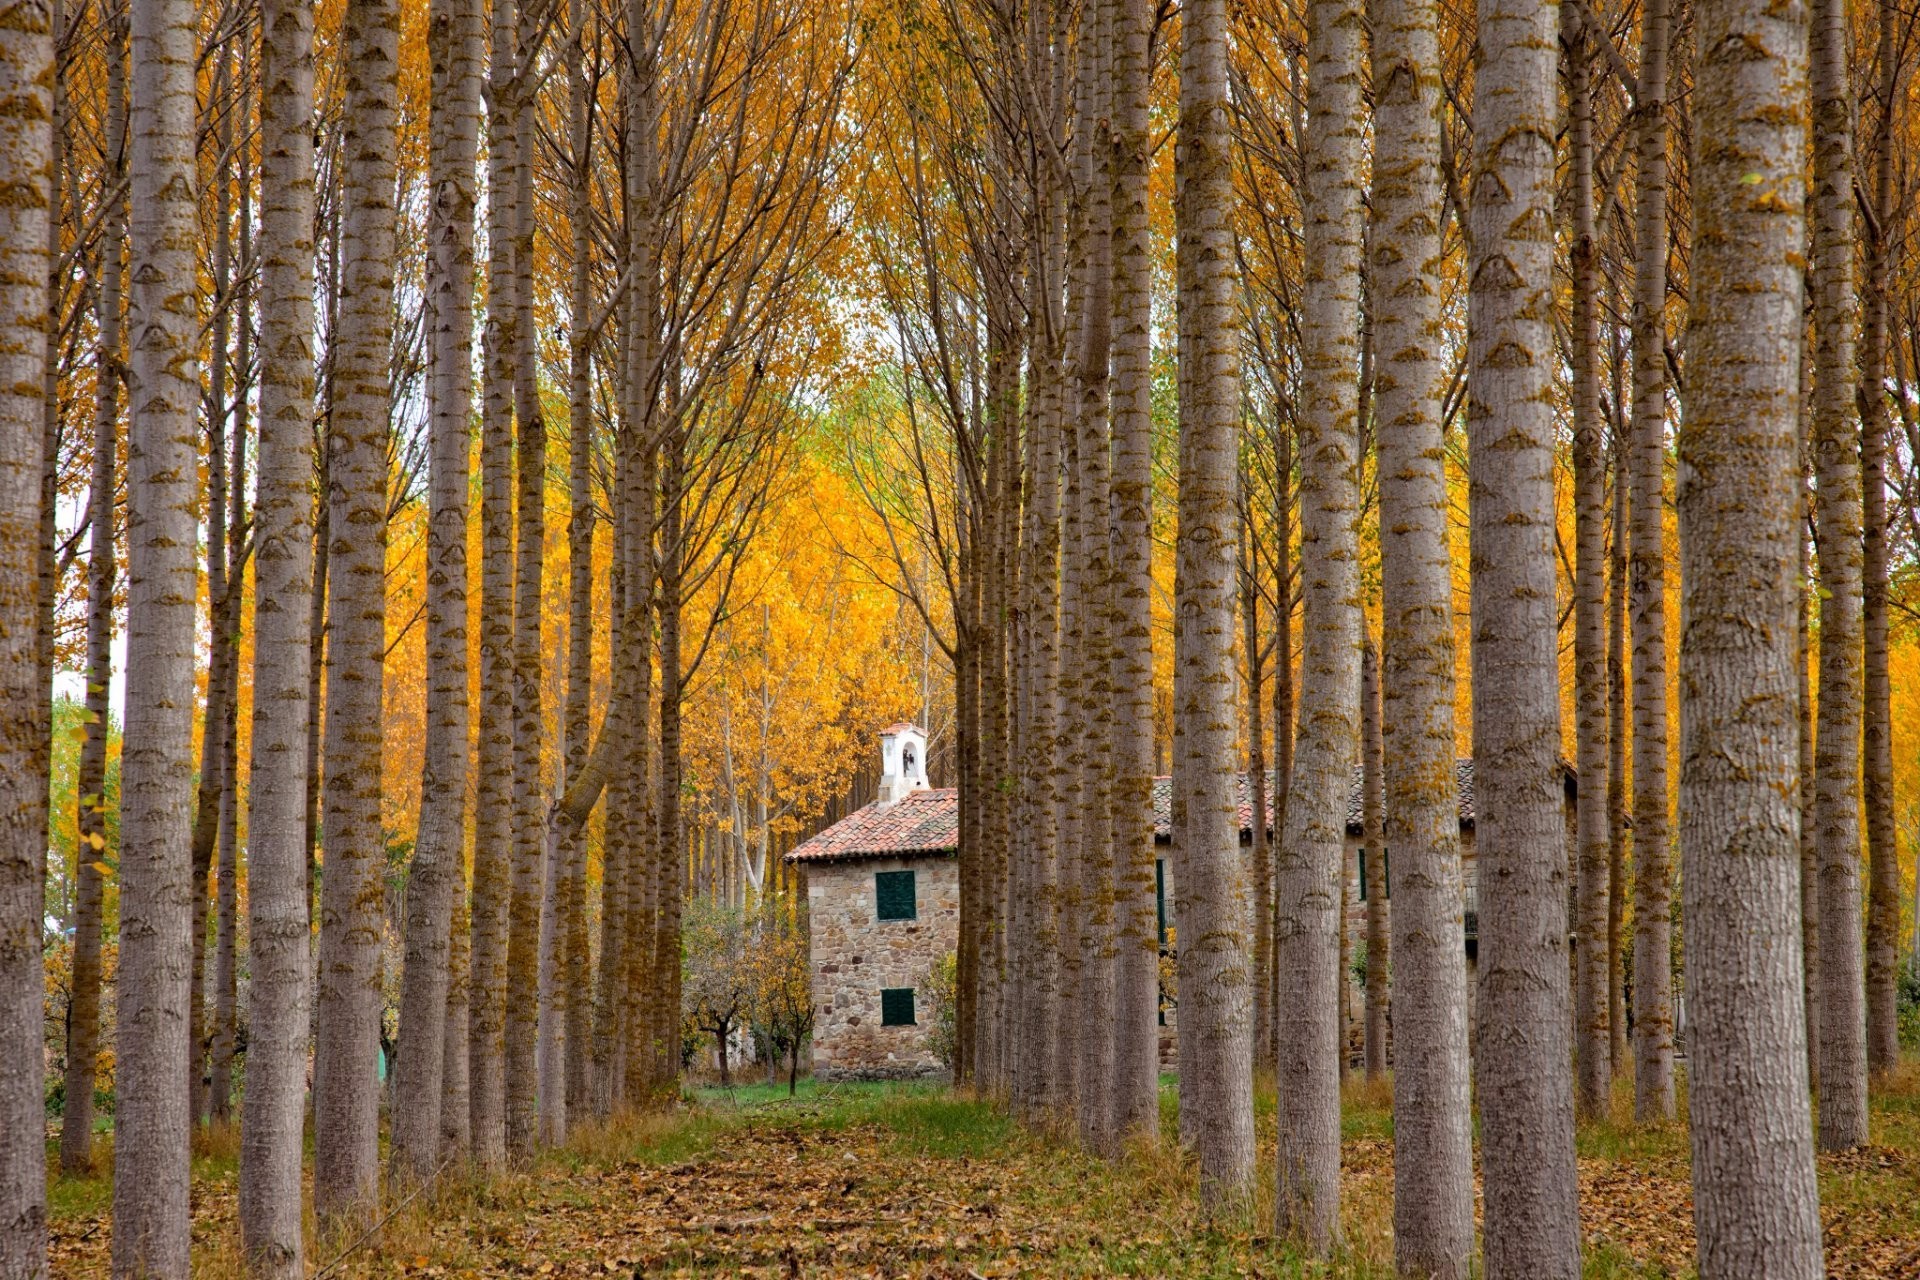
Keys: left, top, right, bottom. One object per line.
{"left": 47, "top": 1072, "right": 1920, "bottom": 1279}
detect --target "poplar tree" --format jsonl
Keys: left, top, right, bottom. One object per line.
{"left": 1174, "top": 0, "right": 1256, "bottom": 1207}
{"left": 393, "top": 0, "right": 483, "bottom": 1179}
{"left": 1810, "top": 0, "right": 1870, "bottom": 1152}
{"left": 1679, "top": 0, "right": 1824, "bottom": 1267}
{"left": 1467, "top": 0, "right": 1582, "bottom": 1265}
{"left": 111, "top": 0, "right": 202, "bottom": 1262}
{"left": 239, "top": 0, "right": 319, "bottom": 1264}
{"left": 314, "top": 0, "right": 400, "bottom": 1220}
{"left": 1370, "top": 0, "right": 1473, "bottom": 1260}
{"left": 1274, "top": 0, "right": 1364, "bottom": 1246}
{"left": 0, "top": 0, "right": 53, "bottom": 1271}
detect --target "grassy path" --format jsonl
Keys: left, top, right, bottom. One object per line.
{"left": 46, "top": 1067, "right": 1920, "bottom": 1277}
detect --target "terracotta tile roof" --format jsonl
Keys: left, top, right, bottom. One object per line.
{"left": 790, "top": 759, "right": 1578, "bottom": 863}
{"left": 785, "top": 788, "right": 960, "bottom": 863}
{"left": 878, "top": 721, "right": 924, "bottom": 735}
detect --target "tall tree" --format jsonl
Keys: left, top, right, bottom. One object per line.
{"left": 1860, "top": 0, "right": 1904, "bottom": 1077}
{"left": 506, "top": 0, "right": 547, "bottom": 1157}
{"left": 1104, "top": 0, "right": 1156, "bottom": 1141}
{"left": 0, "top": 0, "right": 53, "bottom": 1271}
{"left": 1369, "top": 0, "right": 1474, "bottom": 1259}
{"left": 1628, "top": 0, "right": 1676, "bottom": 1124}
{"left": 1174, "top": 0, "right": 1256, "bottom": 1207}
{"left": 1564, "top": 0, "right": 1611, "bottom": 1119}
{"left": 1071, "top": 0, "right": 1116, "bottom": 1149}
{"left": 111, "top": 0, "right": 202, "bottom": 1263}
{"left": 470, "top": 0, "right": 520, "bottom": 1162}
{"left": 1467, "top": 0, "right": 1581, "bottom": 1267}
{"left": 314, "top": 0, "right": 399, "bottom": 1219}
{"left": 1359, "top": 637, "right": 1385, "bottom": 1079}
{"left": 239, "top": 0, "right": 319, "bottom": 1263}
{"left": 1810, "top": 0, "right": 1869, "bottom": 1152}
{"left": 1273, "top": 0, "right": 1363, "bottom": 1247}
{"left": 61, "top": 0, "right": 126, "bottom": 1177}
{"left": 1678, "top": 0, "right": 1824, "bottom": 1265}
{"left": 392, "top": 0, "right": 482, "bottom": 1179}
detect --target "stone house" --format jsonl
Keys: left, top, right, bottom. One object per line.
{"left": 789, "top": 725, "right": 1578, "bottom": 1080}
{"left": 786, "top": 724, "right": 958, "bottom": 1081}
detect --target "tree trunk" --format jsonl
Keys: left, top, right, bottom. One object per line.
{"left": 212, "top": 146, "right": 251, "bottom": 1126}
{"left": 1241, "top": 510, "right": 1271, "bottom": 1080}
{"left": 1015, "top": 69, "right": 1066, "bottom": 1122}
{"left": 1467, "top": 0, "right": 1581, "bottom": 1265}
{"left": 1273, "top": 0, "right": 1364, "bottom": 1246}
{"left": 1628, "top": 0, "right": 1676, "bottom": 1124}
{"left": 1370, "top": 0, "right": 1473, "bottom": 1261}
{"left": 1860, "top": 0, "right": 1901, "bottom": 1078}
{"left": 1174, "top": 0, "right": 1256, "bottom": 1208}
{"left": 112, "top": 0, "right": 201, "bottom": 1264}
{"left": 0, "top": 0, "right": 54, "bottom": 1271}
{"left": 62, "top": 6, "right": 125, "bottom": 1177}
{"left": 314, "top": 0, "right": 399, "bottom": 1221}
{"left": 506, "top": 0, "right": 546, "bottom": 1155}
{"left": 1678, "top": 0, "right": 1825, "bottom": 1266}
{"left": 558, "top": 0, "right": 597, "bottom": 1118}
{"left": 469, "top": 0, "right": 519, "bottom": 1164}
{"left": 1565, "top": 0, "right": 1611, "bottom": 1121}
{"left": 1270, "top": 420, "right": 1294, "bottom": 1073}
{"left": 238, "top": 0, "right": 319, "bottom": 1268}
{"left": 1072, "top": 0, "right": 1116, "bottom": 1150}
{"left": 392, "top": 0, "right": 481, "bottom": 1181}
{"left": 442, "top": 899, "right": 472, "bottom": 1158}
{"left": 1798, "top": 307, "right": 1820, "bottom": 1095}
{"left": 1810, "top": 0, "right": 1869, "bottom": 1153}
{"left": 191, "top": 57, "right": 237, "bottom": 1118}
{"left": 1360, "top": 639, "right": 1386, "bottom": 1080}
{"left": 1607, "top": 409, "right": 1629, "bottom": 1081}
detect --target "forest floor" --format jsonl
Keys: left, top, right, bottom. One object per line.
{"left": 46, "top": 1059, "right": 1920, "bottom": 1278}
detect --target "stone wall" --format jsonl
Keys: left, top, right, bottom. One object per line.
{"left": 804, "top": 855, "right": 959, "bottom": 1081}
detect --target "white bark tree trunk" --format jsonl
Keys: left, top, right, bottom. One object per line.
{"left": 1274, "top": 0, "right": 1364, "bottom": 1247}
{"left": 392, "top": 0, "right": 482, "bottom": 1181}
{"left": 314, "top": 0, "right": 399, "bottom": 1221}
{"left": 1467, "top": 0, "right": 1581, "bottom": 1267}
{"left": 239, "top": 0, "right": 319, "bottom": 1267}
{"left": 1678, "top": 0, "right": 1824, "bottom": 1268}
{"left": 0, "top": 0, "right": 53, "bottom": 1272}
{"left": 1174, "top": 0, "right": 1256, "bottom": 1209}
{"left": 112, "top": 0, "right": 201, "bottom": 1265}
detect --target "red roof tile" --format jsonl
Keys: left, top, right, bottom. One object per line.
{"left": 785, "top": 788, "right": 959, "bottom": 863}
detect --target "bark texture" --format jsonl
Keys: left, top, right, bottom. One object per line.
{"left": 1679, "top": 0, "right": 1825, "bottom": 1267}
{"left": 392, "top": 0, "right": 482, "bottom": 1181}
{"left": 239, "top": 0, "right": 319, "bottom": 1267}
{"left": 1273, "top": 0, "right": 1364, "bottom": 1246}
{"left": 1106, "top": 0, "right": 1160, "bottom": 1143}
{"left": 1369, "top": 0, "right": 1474, "bottom": 1258}
{"left": 1467, "top": 0, "right": 1582, "bottom": 1265}
{"left": 0, "top": 0, "right": 52, "bottom": 1271}
{"left": 1629, "top": 0, "right": 1676, "bottom": 1123}
{"left": 314, "top": 0, "right": 399, "bottom": 1219}
{"left": 1173, "top": 0, "right": 1256, "bottom": 1207}
{"left": 1564, "top": 0, "right": 1611, "bottom": 1120}
{"left": 1810, "top": 0, "right": 1869, "bottom": 1153}
{"left": 112, "top": 0, "right": 201, "bottom": 1264}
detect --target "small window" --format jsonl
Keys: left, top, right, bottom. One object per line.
{"left": 1358, "top": 848, "right": 1391, "bottom": 901}
{"left": 881, "top": 987, "right": 916, "bottom": 1026}
{"left": 875, "top": 869, "right": 917, "bottom": 921}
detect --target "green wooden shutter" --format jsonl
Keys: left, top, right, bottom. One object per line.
{"left": 881, "top": 987, "right": 916, "bottom": 1026}
{"left": 1155, "top": 858, "right": 1167, "bottom": 946}
{"left": 875, "top": 869, "right": 917, "bottom": 921}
